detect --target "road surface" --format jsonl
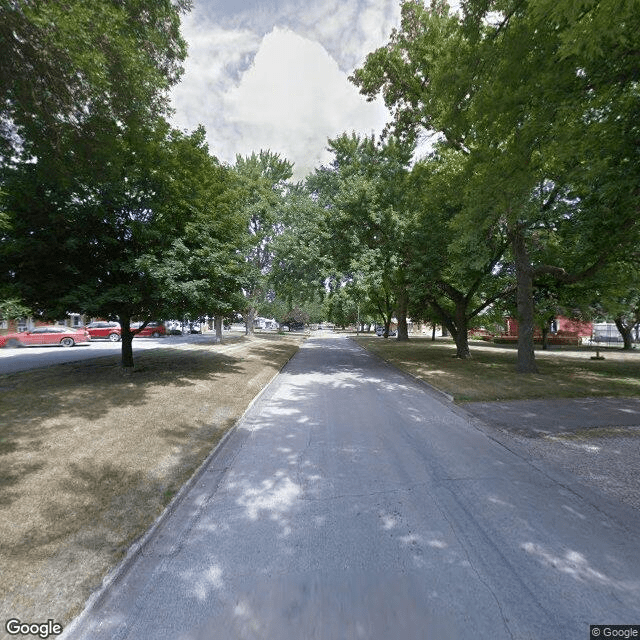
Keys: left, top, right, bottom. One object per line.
{"left": 62, "top": 336, "right": 640, "bottom": 640}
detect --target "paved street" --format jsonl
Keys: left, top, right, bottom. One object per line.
{"left": 62, "top": 336, "right": 640, "bottom": 640}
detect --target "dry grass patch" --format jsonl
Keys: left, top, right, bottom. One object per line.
{"left": 0, "top": 334, "right": 303, "bottom": 633}
{"left": 355, "top": 337, "right": 640, "bottom": 402}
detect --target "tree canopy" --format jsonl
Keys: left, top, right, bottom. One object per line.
{"left": 2, "top": 0, "right": 639, "bottom": 372}
{"left": 351, "top": 0, "right": 640, "bottom": 370}
{"left": 1, "top": 0, "right": 189, "bottom": 162}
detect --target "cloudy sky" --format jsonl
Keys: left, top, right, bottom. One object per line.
{"left": 170, "top": 0, "right": 402, "bottom": 178}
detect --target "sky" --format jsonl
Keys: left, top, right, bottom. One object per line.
{"left": 169, "top": 0, "right": 402, "bottom": 179}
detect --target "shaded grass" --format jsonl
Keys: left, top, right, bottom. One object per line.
{"left": 354, "top": 337, "right": 640, "bottom": 403}
{"left": 0, "top": 334, "right": 303, "bottom": 632}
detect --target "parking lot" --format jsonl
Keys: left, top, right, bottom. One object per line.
{"left": 0, "top": 332, "right": 245, "bottom": 375}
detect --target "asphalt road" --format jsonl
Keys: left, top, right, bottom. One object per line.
{"left": 62, "top": 336, "right": 640, "bottom": 640}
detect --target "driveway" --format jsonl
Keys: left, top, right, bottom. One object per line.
{"left": 62, "top": 337, "right": 640, "bottom": 640}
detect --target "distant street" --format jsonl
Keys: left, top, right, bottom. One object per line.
{"left": 63, "top": 336, "right": 640, "bottom": 640}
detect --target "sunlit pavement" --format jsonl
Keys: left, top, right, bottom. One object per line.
{"left": 62, "top": 336, "right": 640, "bottom": 640}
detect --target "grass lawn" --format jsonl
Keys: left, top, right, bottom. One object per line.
{"left": 0, "top": 333, "right": 303, "bottom": 631}
{"left": 354, "top": 336, "right": 640, "bottom": 403}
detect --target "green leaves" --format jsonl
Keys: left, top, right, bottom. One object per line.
{"left": 304, "top": 133, "right": 414, "bottom": 334}
{"left": 1, "top": 0, "right": 189, "bottom": 163}
{"left": 350, "top": 0, "right": 640, "bottom": 365}
{"left": 231, "top": 150, "right": 295, "bottom": 325}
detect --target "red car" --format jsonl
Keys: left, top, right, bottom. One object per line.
{"left": 86, "top": 321, "right": 121, "bottom": 342}
{"left": 131, "top": 322, "right": 166, "bottom": 337}
{"left": 0, "top": 325, "right": 91, "bottom": 348}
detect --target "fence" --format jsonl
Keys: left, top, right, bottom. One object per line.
{"left": 591, "top": 322, "right": 638, "bottom": 344}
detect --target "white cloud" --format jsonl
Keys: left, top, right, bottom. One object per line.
{"left": 170, "top": 1, "right": 400, "bottom": 178}
{"left": 170, "top": 14, "right": 261, "bottom": 133}
{"left": 280, "top": 0, "right": 400, "bottom": 71}
{"left": 222, "top": 27, "right": 388, "bottom": 177}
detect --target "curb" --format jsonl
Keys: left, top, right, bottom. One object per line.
{"left": 348, "top": 338, "right": 640, "bottom": 529}
{"left": 60, "top": 337, "right": 303, "bottom": 639}
{"left": 348, "top": 336, "right": 455, "bottom": 404}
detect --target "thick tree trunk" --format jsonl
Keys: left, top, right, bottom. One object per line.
{"left": 245, "top": 308, "right": 256, "bottom": 335}
{"left": 454, "top": 302, "right": 471, "bottom": 359}
{"left": 396, "top": 287, "right": 409, "bottom": 341}
{"left": 429, "top": 299, "right": 469, "bottom": 357}
{"left": 511, "top": 224, "right": 538, "bottom": 373}
{"left": 119, "top": 316, "right": 135, "bottom": 369}
{"left": 214, "top": 316, "right": 223, "bottom": 343}
{"left": 431, "top": 324, "right": 436, "bottom": 341}
{"left": 614, "top": 317, "right": 634, "bottom": 350}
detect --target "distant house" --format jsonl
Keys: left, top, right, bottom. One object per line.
{"left": 253, "top": 316, "right": 278, "bottom": 330}
{"left": 496, "top": 316, "right": 592, "bottom": 345}
{"left": 1, "top": 313, "right": 86, "bottom": 335}
{"left": 508, "top": 316, "right": 591, "bottom": 338}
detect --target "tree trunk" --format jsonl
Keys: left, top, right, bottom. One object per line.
{"left": 510, "top": 224, "right": 538, "bottom": 373}
{"left": 396, "top": 287, "right": 409, "bottom": 341}
{"left": 431, "top": 324, "right": 436, "bottom": 341}
{"left": 541, "top": 325, "right": 549, "bottom": 351}
{"left": 119, "top": 316, "right": 135, "bottom": 369}
{"left": 428, "top": 300, "right": 469, "bottom": 357}
{"left": 614, "top": 317, "right": 634, "bottom": 350}
{"left": 245, "top": 308, "right": 256, "bottom": 335}
{"left": 454, "top": 302, "right": 471, "bottom": 359}
{"left": 214, "top": 316, "right": 223, "bottom": 343}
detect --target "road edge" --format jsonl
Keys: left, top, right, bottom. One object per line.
{"left": 351, "top": 336, "right": 640, "bottom": 534}
{"left": 59, "top": 337, "right": 303, "bottom": 639}
{"left": 349, "top": 336, "right": 455, "bottom": 404}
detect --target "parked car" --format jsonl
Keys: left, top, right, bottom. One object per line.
{"left": 0, "top": 325, "right": 91, "bottom": 348}
{"left": 165, "top": 320, "right": 182, "bottom": 335}
{"left": 130, "top": 322, "right": 166, "bottom": 337}
{"left": 375, "top": 326, "right": 397, "bottom": 337}
{"left": 86, "top": 321, "right": 121, "bottom": 342}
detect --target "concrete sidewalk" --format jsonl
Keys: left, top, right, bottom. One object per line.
{"left": 463, "top": 397, "right": 640, "bottom": 513}
{"left": 463, "top": 396, "right": 640, "bottom": 437}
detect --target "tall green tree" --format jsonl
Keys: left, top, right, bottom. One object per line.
{"left": 307, "top": 133, "right": 414, "bottom": 340}
{"left": 1, "top": 0, "right": 202, "bottom": 368}
{"left": 1, "top": 123, "right": 243, "bottom": 367}
{"left": 352, "top": 0, "right": 640, "bottom": 371}
{"left": 268, "top": 184, "right": 329, "bottom": 307}
{"left": 233, "top": 150, "right": 294, "bottom": 334}
{"left": 407, "top": 148, "right": 513, "bottom": 358}
{"left": 1, "top": 0, "right": 189, "bottom": 163}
